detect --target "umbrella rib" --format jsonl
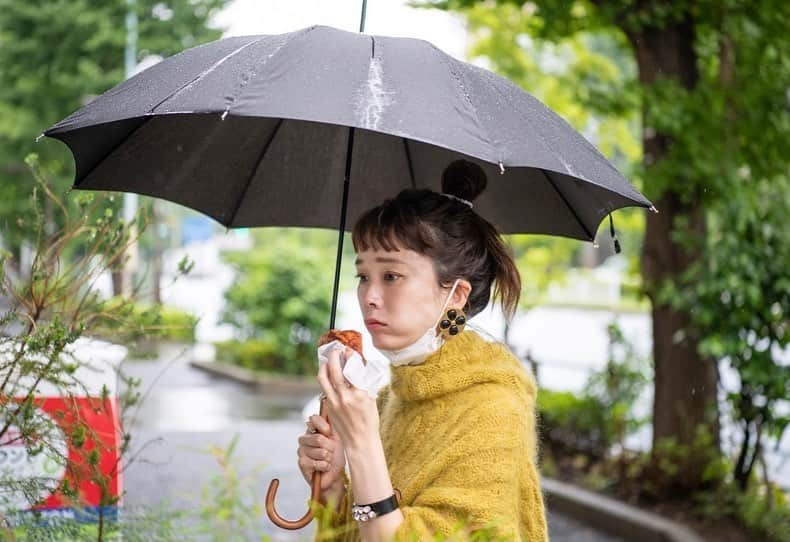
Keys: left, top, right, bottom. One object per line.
{"left": 541, "top": 169, "right": 594, "bottom": 241}
{"left": 402, "top": 138, "right": 416, "bottom": 188}
{"left": 484, "top": 72, "right": 651, "bottom": 208}
{"left": 226, "top": 118, "right": 285, "bottom": 227}
{"left": 427, "top": 43, "right": 500, "bottom": 159}
{"left": 153, "top": 36, "right": 271, "bottom": 114}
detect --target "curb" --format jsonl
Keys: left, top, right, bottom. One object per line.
{"left": 189, "top": 360, "right": 321, "bottom": 396}
{"left": 542, "top": 478, "right": 705, "bottom": 542}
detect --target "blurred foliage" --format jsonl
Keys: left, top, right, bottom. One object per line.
{"left": 220, "top": 229, "right": 336, "bottom": 376}
{"left": 192, "top": 434, "right": 267, "bottom": 541}
{"left": 92, "top": 298, "right": 199, "bottom": 345}
{"left": 423, "top": 0, "right": 790, "bottom": 494}
{"left": 508, "top": 235, "right": 578, "bottom": 309}
{"left": 628, "top": 428, "right": 728, "bottom": 500}
{"left": 621, "top": 428, "right": 787, "bottom": 542}
{"left": 538, "top": 321, "right": 649, "bottom": 460}
{"left": 0, "top": 0, "right": 229, "bottom": 260}
{"left": 662, "top": 177, "right": 790, "bottom": 488}
{"left": 693, "top": 476, "right": 790, "bottom": 542}
{"left": 538, "top": 389, "right": 611, "bottom": 459}
{"left": 0, "top": 154, "right": 186, "bottom": 535}
{"left": 583, "top": 322, "right": 650, "bottom": 446}
{"left": 214, "top": 338, "right": 281, "bottom": 374}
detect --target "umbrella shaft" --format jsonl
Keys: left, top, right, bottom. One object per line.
{"left": 329, "top": 127, "right": 356, "bottom": 330}
{"left": 359, "top": 0, "right": 367, "bottom": 33}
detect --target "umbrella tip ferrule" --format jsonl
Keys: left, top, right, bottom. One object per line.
{"left": 649, "top": 205, "right": 659, "bottom": 214}
{"left": 35, "top": 133, "right": 44, "bottom": 143}
{"left": 498, "top": 161, "right": 505, "bottom": 175}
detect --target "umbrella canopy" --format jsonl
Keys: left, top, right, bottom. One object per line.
{"left": 45, "top": 24, "right": 652, "bottom": 241}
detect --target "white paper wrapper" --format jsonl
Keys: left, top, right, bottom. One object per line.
{"left": 317, "top": 340, "right": 388, "bottom": 398}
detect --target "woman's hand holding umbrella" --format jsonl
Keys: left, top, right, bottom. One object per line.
{"left": 296, "top": 412, "right": 346, "bottom": 507}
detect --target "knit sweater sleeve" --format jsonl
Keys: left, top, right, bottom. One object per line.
{"left": 394, "top": 389, "right": 547, "bottom": 542}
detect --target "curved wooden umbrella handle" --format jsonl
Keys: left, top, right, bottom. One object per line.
{"left": 265, "top": 397, "right": 327, "bottom": 530}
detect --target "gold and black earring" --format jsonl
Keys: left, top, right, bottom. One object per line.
{"left": 438, "top": 308, "right": 467, "bottom": 339}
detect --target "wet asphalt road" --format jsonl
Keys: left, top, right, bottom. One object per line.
{"left": 120, "top": 351, "right": 626, "bottom": 541}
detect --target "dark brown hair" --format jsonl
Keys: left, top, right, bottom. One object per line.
{"left": 352, "top": 159, "right": 521, "bottom": 319}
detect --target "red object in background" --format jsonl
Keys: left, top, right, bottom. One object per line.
{"left": 33, "top": 396, "right": 123, "bottom": 519}
{"left": 0, "top": 338, "right": 126, "bottom": 524}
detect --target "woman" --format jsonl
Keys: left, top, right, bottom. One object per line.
{"left": 297, "top": 160, "right": 548, "bottom": 541}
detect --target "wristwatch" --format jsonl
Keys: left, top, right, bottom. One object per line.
{"left": 351, "top": 493, "right": 400, "bottom": 522}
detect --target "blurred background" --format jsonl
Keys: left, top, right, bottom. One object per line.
{"left": 0, "top": 1, "right": 787, "bottom": 541}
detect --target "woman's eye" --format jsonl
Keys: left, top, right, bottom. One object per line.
{"left": 384, "top": 273, "right": 401, "bottom": 281}
{"left": 355, "top": 274, "right": 368, "bottom": 282}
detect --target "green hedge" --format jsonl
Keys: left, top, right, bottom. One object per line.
{"left": 537, "top": 389, "right": 614, "bottom": 460}
{"left": 93, "top": 298, "right": 198, "bottom": 343}
{"left": 214, "top": 339, "right": 315, "bottom": 376}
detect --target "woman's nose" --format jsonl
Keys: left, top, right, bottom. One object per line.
{"left": 362, "top": 283, "right": 382, "bottom": 307}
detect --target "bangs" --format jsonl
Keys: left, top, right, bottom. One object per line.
{"left": 352, "top": 200, "right": 438, "bottom": 254}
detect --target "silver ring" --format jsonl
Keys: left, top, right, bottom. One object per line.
{"left": 309, "top": 428, "right": 318, "bottom": 434}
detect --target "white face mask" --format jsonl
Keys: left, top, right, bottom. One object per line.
{"left": 379, "top": 279, "right": 462, "bottom": 367}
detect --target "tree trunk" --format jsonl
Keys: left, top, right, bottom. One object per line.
{"left": 111, "top": 269, "right": 123, "bottom": 297}
{"left": 151, "top": 201, "right": 163, "bottom": 305}
{"left": 627, "top": 16, "right": 720, "bottom": 487}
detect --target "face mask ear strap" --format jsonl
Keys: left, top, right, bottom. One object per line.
{"left": 433, "top": 279, "right": 461, "bottom": 328}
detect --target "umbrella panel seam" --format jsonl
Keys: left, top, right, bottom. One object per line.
{"left": 542, "top": 169, "right": 594, "bottom": 241}
{"left": 153, "top": 36, "right": 270, "bottom": 116}
{"left": 426, "top": 43, "right": 501, "bottom": 161}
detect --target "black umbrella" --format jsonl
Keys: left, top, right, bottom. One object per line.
{"left": 44, "top": 26, "right": 654, "bottom": 238}
{"left": 44, "top": 17, "right": 654, "bottom": 530}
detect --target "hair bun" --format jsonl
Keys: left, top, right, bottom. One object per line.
{"left": 441, "top": 160, "right": 487, "bottom": 203}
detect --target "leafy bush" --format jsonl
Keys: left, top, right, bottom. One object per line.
{"left": 583, "top": 321, "right": 650, "bottom": 448}
{"left": 214, "top": 339, "right": 281, "bottom": 373}
{"left": 93, "top": 298, "right": 198, "bottom": 344}
{"left": 538, "top": 389, "right": 612, "bottom": 460}
{"left": 619, "top": 427, "right": 727, "bottom": 501}
{"left": 220, "top": 229, "right": 335, "bottom": 376}
{"left": 538, "top": 321, "right": 649, "bottom": 460}
{"left": 0, "top": 154, "right": 187, "bottom": 535}
{"left": 661, "top": 174, "right": 790, "bottom": 489}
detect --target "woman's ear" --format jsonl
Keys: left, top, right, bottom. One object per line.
{"left": 450, "top": 279, "right": 472, "bottom": 310}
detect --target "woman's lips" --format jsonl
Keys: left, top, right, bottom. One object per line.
{"left": 365, "top": 319, "right": 385, "bottom": 330}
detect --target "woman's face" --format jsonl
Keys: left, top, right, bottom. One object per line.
{"left": 355, "top": 246, "right": 449, "bottom": 351}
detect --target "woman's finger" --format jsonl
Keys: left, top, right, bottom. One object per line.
{"left": 297, "top": 432, "right": 332, "bottom": 450}
{"left": 301, "top": 445, "right": 333, "bottom": 461}
{"left": 326, "top": 350, "right": 348, "bottom": 392}
{"left": 297, "top": 433, "right": 329, "bottom": 449}
{"left": 317, "top": 362, "right": 337, "bottom": 404}
{"left": 305, "top": 420, "right": 317, "bottom": 434}
{"left": 309, "top": 414, "right": 332, "bottom": 437}
{"left": 298, "top": 456, "right": 330, "bottom": 473}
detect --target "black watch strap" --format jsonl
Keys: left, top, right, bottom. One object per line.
{"left": 352, "top": 492, "right": 400, "bottom": 522}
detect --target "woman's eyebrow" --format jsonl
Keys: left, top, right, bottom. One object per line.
{"left": 354, "top": 256, "right": 405, "bottom": 265}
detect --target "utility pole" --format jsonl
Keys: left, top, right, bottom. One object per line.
{"left": 122, "top": 0, "right": 139, "bottom": 298}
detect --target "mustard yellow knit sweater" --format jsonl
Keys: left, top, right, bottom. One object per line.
{"left": 316, "top": 330, "right": 548, "bottom": 541}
